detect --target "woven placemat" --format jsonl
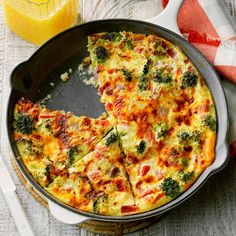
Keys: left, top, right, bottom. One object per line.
{"left": 10, "top": 155, "right": 162, "bottom": 235}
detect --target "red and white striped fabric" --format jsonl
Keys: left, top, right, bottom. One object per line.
{"left": 162, "top": 0, "right": 236, "bottom": 157}
{"left": 163, "top": 0, "right": 236, "bottom": 83}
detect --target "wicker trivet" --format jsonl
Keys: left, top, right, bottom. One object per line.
{"left": 10, "top": 155, "right": 162, "bottom": 235}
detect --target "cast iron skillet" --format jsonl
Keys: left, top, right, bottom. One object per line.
{"left": 7, "top": 19, "right": 229, "bottom": 222}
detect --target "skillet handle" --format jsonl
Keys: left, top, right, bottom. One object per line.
{"left": 10, "top": 61, "right": 33, "bottom": 91}
{"left": 48, "top": 200, "right": 89, "bottom": 225}
{"left": 145, "top": 0, "right": 183, "bottom": 36}
{"left": 213, "top": 140, "right": 229, "bottom": 172}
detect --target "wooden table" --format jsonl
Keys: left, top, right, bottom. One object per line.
{"left": 1, "top": 1, "right": 236, "bottom": 235}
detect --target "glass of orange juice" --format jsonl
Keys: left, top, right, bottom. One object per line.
{"left": 2, "top": 0, "right": 80, "bottom": 45}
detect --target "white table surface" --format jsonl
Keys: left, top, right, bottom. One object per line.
{"left": 1, "top": 1, "right": 236, "bottom": 235}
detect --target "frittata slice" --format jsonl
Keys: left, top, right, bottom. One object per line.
{"left": 47, "top": 130, "right": 137, "bottom": 215}
{"left": 14, "top": 98, "right": 113, "bottom": 187}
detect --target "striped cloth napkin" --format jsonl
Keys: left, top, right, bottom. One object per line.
{"left": 162, "top": 0, "right": 236, "bottom": 157}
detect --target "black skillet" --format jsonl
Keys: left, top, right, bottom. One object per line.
{"left": 7, "top": 18, "right": 229, "bottom": 223}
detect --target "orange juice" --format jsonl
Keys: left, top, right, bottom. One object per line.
{"left": 2, "top": 0, "right": 79, "bottom": 45}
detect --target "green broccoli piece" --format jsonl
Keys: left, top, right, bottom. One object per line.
{"left": 68, "top": 146, "right": 80, "bottom": 165}
{"left": 15, "top": 114, "right": 34, "bottom": 134}
{"left": 154, "top": 69, "right": 172, "bottom": 84}
{"left": 179, "top": 171, "right": 194, "bottom": 183}
{"left": 93, "top": 195, "right": 107, "bottom": 214}
{"left": 138, "top": 76, "right": 148, "bottom": 91}
{"left": 136, "top": 140, "right": 146, "bottom": 154}
{"left": 177, "top": 131, "right": 192, "bottom": 141}
{"left": 95, "top": 46, "right": 108, "bottom": 62}
{"left": 154, "top": 122, "right": 168, "bottom": 139}
{"left": 181, "top": 71, "right": 198, "bottom": 88}
{"left": 203, "top": 115, "right": 216, "bottom": 131}
{"left": 143, "top": 64, "right": 149, "bottom": 75}
{"left": 105, "top": 132, "right": 118, "bottom": 146}
{"left": 122, "top": 70, "right": 132, "bottom": 82}
{"left": 126, "top": 39, "right": 133, "bottom": 49}
{"left": 177, "top": 130, "right": 201, "bottom": 143}
{"left": 179, "top": 158, "right": 189, "bottom": 167}
{"left": 161, "top": 177, "right": 180, "bottom": 198}
{"left": 193, "top": 130, "right": 201, "bottom": 142}
{"left": 142, "top": 59, "right": 152, "bottom": 75}
{"left": 17, "top": 139, "right": 42, "bottom": 157}
{"left": 104, "top": 32, "right": 122, "bottom": 42}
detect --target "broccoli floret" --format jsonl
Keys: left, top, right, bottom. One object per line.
{"left": 68, "top": 146, "right": 80, "bottom": 165}
{"left": 93, "top": 197, "right": 100, "bottom": 214}
{"left": 105, "top": 132, "right": 118, "bottom": 146}
{"left": 17, "top": 139, "right": 42, "bottom": 157}
{"left": 15, "top": 114, "right": 34, "bottom": 134}
{"left": 177, "top": 130, "right": 201, "bottom": 143}
{"left": 154, "top": 69, "right": 172, "bottom": 83}
{"left": 122, "top": 70, "right": 132, "bottom": 82}
{"left": 143, "top": 64, "right": 149, "bottom": 75}
{"left": 154, "top": 40, "right": 167, "bottom": 56}
{"left": 181, "top": 71, "right": 198, "bottom": 88}
{"left": 17, "top": 140, "right": 33, "bottom": 156}
{"left": 203, "top": 115, "right": 216, "bottom": 131}
{"left": 161, "top": 177, "right": 180, "bottom": 198}
{"left": 126, "top": 39, "right": 133, "bottom": 49}
{"left": 95, "top": 46, "right": 108, "bottom": 62}
{"left": 177, "top": 131, "right": 192, "bottom": 141}
{"left": 138, "top": 76, "right": 148, "bottom": 91}
{"left": 142, "top": 59, "right": 152, "bottom": 75}
{"left": 193, "top": 130, "right": 201, "bottom": 142}
{"left": 179, "top": 171, "right": 194, "bottom": 183}
{"left": 93, "top": 195, "right": 107, "bottom": 214}
{"left": 136, "top": 140, "right": 146, "bottom": 154}
{"left": 179, "top": 158, "right": 189, "bottom": 167}
{"left": 104, "top": 32, "right": 122, "bottom": 42}
{"left": 154, "top": 122, "right": 168, "bottom": 139}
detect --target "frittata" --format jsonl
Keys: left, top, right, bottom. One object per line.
{"left": 13, "top": 31, "right": 216, "bottom": 216}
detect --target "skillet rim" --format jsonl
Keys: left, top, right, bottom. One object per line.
{"left": 7, "top": 18, "right": 229, "bottom": 222}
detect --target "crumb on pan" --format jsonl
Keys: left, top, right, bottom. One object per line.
{"left": 38, "top": 94, "right": 52, "bottom": 106}
{"left": 50, "top": 82, "right": 55, "bottom": 87}
{"left": 60, "top": 72, "right": 69, "bottom": 82}
{"left": 83, "top": 76, "right": 97, "bottom": 87}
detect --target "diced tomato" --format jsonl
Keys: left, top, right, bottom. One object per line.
{"left": 121, "top": 205, "right": 139, "bottom": 213}
{"left": 95, "top": 145, "right": 106, "bottom": 159}
{"left": 106, "top": 102, "right": 113, "bottom": 111}
{"left": 39, "top": 114, "right": 55, "bottom": 119}
{"left": 146, "top": 129, "right": 156, "bottom": 143}
{"left": 201, "top": 160, "right": 206, "bottom": 165}
{"left": 97, "top": 65, "right": 104, "bottom": 72}
{"left": 140, "top": 189, "right": 154, "bottom": 198}
{"left": 155, "top": 170, "right": 164, "bottom": 181}
{"left": 108, "top": 68, "right": 116, "bottom": 74}
{"left": 116, "top": 179, "right": 125, "bottom": 191}
{"left": 85, "top": 136, "right": 97, "bottom": 144}
{"left": 134, "top": 47, "right": 144, "bottom": 54}
{"left": 127, "top": 83, "right": 135, "bottom": 91}
{"left": 140, "top": 165, "right": 150, "bottom": 176}
{"left": 95, "top": 145, "right": 107, "bottom": 153}
{"left": 153, "top": 192, "right": 165, "bottom": 204}
{"left": 100, "top": 119, "right": 109, "bottom": 126}
{"left": 90, "top": 171, "right": 100, "bottom": 179}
